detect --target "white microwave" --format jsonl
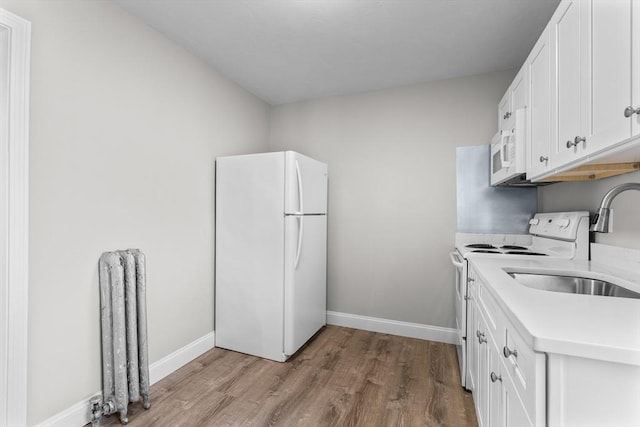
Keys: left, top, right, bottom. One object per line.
{"left": 490, "top": 108, "right": 527, "bottom": 186}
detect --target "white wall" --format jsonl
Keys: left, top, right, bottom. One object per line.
{"left": 539, "top": 171, "right": 640, "bottom": 250}
{"left": 268, "top": 70, "right": 515, "bottom": 328}
{"left": 0, "top": 1, "right": 269, "bottom": 424}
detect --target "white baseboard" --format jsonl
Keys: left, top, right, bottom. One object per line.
{"left": 35, "top": 331, "right": 216, "bottom": 427}
{"left": 149, "top": 331, "right": 215, "bottom": 384}
{"left": 327, "top": 311, "right": 457, "bottom": 345}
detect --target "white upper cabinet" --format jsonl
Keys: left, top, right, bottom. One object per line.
{"left": 510, "top": 68, "right": 528, "bottom": 113}
{"left": 499, "top": 89, "right": 512, "bottom": 131}
{"left": 526, "top": 27, "right": 553, "bottom": 178}
{"left": 551, "top": 0, "right": 583, "bottom": 166}
{"left": 518, "top": 0, "right": 640, "bottom": 182}
{"left": 552, "top": 0, "right": 639, "bottom": 170}
{"left": 581, "top": 0, "right": 634, "bottom": 154}
{"left": 499, "top": 66, "right": 528, "bottom": 132}
{"left": 633, "top": 0, "right": 640, "bottom": 137}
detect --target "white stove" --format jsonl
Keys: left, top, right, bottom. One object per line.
{"left": 450, "top": 211, "right": 590, "bottom": 390}
{"left": 455, "top": 211, "right": 590, "bottom": 260}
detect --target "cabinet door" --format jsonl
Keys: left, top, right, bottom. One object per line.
{"left": 527, "top": 28, "right": 553, "bottom": 178}
{"left": 504, "top": 373, "right": 533, "bottom": 427}
{"left": 552, "top": 0, "right": 583, "bottom": 165}
{"left": 511, "top": 66, "right": 528, "bottom": 113}
{"left": 499, "top": 91, "right": 512, "bottom": 131}
{"left": 466, "top": 280, "right": 477, "bottom": 394}
{"left": 476, "top": 313, "right": 490, "bottom": 427}
{"left": 488, "top": 335, "right": 504, "bottom": 427}
{"left": 581, "top": 0, "right": 633, "bottom": 155}
{"left": 633, "top": 0, "right": 640, "bottom": 137}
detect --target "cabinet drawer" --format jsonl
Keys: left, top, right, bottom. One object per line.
{"left": 503, "top": 325, "right": 545, "bottom": 424}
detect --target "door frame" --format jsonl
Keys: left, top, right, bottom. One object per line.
{"left": 0, "top": 8, "right": 30, "bottom": 426}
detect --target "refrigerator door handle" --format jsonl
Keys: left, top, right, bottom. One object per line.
{"left": 295, "top": 216, "right": 304, "bottom": 269}
{"left": 295, "top": 160, "right": 304, "bottom": 214}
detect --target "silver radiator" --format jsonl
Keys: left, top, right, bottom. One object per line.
{"left": 93, "top": 249, "right": 150, "bottom": 425}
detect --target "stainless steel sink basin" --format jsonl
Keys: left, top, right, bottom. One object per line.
{"left": 508, "top": 273, "right": 640, "bottom": 299}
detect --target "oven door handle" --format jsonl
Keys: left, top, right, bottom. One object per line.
{"left": 450, "top": 251, "right": 464, "bottom": 268}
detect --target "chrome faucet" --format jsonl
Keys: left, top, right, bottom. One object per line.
{"left": 590, "top": 182, "right": 640, "bottom": 232}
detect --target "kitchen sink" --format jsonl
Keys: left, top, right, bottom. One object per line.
{"left": 507, "top": 273, "right": 640, "bottom": 299}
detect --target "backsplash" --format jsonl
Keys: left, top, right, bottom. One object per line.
{"left": 591, "top": 243, "right": 640, "bottom": 274}
{"left": 538, "top": 170, "right": 640, "bottom": 250}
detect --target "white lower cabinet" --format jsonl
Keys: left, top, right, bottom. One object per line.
{"left": 466, "top": 275, "right": 478, "bottom": 394}
{"left": 474, "top": 305, "right": 536, "bottom": 427}
{"left": 487, "top": 328, "right": 503, "bottom": 427}
{"left": 502, "top": 358, "right": 532, "bottom": 427}
{"left": 546, "top": 354, "right": 640, "bottom": 426}
{"left": 469, "top": 263, "right": 640, "bottom": 427}
{"left": 474, "top": 310, "right": 489, "bottom": 427}
{"left": 470, "top": 267, "right": 543, "bottom": 427}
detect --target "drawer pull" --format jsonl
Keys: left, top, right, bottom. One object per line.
{"left": 567, "top": 136, "right": 586, "bottom": 148}
{"left": 539, "top": 156, "right": 548, "bottom": 163}
{"left": 490, "top": 372, "right": 502, "bottom": 383}
{"left": 624, "top": 106, "right": 640, "bottom": 118}
{"left": 477, "top": 330, "right": 487, "bottom": 344}
{"left": 503, "top": 345, "right": 518, "bottom": 359}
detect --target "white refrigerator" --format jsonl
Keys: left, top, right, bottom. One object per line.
{"left": 215, "top": 151, "right": 328, "bottom": 362}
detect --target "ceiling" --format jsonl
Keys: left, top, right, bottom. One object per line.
{"left": 115, "top": 0, "right": 561, "bottom": 105}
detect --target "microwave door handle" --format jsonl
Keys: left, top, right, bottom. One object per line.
{"left": 500, "top": 130, "right": 512, "bottom": 167}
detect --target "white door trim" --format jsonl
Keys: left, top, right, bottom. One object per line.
{"left": 0, "top": 8, "right": 30, "bottom": 426}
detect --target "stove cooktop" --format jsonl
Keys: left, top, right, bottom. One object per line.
{"left": 504, "top": 251, "right": 548, "bottom": 256}
{"left": 463, "top": 243, "right": 549, "bottom": 257}
{"left": 465, "top": 243, "right": 498, "bottom": 249}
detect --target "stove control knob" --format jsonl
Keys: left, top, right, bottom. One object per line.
{"left": 558, "top": 219, "right": 570, "bottom": 228}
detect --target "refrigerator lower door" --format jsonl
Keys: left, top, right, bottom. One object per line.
{"left": 284, "top": 214, "right": 327, "bottom": 357}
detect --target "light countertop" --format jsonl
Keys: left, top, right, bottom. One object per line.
{"left": 468, "top": 255, "right": 640, "bottom": 366}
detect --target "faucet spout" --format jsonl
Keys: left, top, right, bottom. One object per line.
{"left": 591, "top": 182, "right": 640, "bottom": 233}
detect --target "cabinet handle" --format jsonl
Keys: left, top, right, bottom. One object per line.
{"left": 477, "top": 330, "right": 487, "bottom": 344}
{"left": 539, "top": 156, "right": 548, "bottom": 163}
{"left": 503, "top": 112, "right": 511, "bottom": 120}
{"left": 490, "top": 372, "right": 502, "bottom": 383}
{"left": 624, "top": 106, "right": 640, "bottom": 118}
{"left": 468, "top": 277, "right": 475, "bottom": 284}
{"left": 566, "top": 136, "right": 586, "bottom": 148}
{"left": 464, "top": 295, "right": 472, "bottom": 301}
{"left": 503, "top": 345, "right": 518, "bottom": 359}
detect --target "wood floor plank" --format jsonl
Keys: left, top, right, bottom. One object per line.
{"left": 98, "top": 325, "right": 477, "bottom": 427}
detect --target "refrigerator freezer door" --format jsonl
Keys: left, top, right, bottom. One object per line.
{"left": 215, "top": 152, "right": 286, "bottom": 362}
{"left": 284, "top": 215, "right": 327, "bottom": 357}
{"left": 285, "top": 151, "right": 328, "bottom": 215}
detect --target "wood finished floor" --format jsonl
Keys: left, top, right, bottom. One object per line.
{"left": 100, "top": 326, "right": 477, "bottom": 427}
